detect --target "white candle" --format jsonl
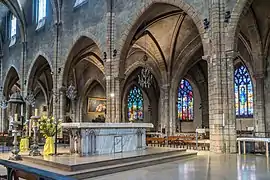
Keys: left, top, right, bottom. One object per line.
{"left": 35, "top": 109, "right": 38, "bottom": 116}
{"left": 222, "top": 113, "right": 225, "bottom": 127}
{"left": 21, "top": 105, "right": 24, "bottom": 116}
{"left": 14, "top": 114, "right": 18, "bottom": 121}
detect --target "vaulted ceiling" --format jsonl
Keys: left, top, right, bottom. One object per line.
{"left": 125, "top": 3, "right": 204, "bottom": 82}
{"left": 238, "top": 0, "right": 270, "bottom": 72}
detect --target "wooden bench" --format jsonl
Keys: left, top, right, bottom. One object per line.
{"left": 146, "top": 137, "right": 165, "bottom": 147}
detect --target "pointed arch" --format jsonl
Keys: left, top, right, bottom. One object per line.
{"left": 234, "top": 63, "right": 254, "bottom": 118}
{"left": 3, "top": 66, "right": 20, "bottom": 97}
{"left": 62, "top": 36, "right": 103, "bottom": 87}
{"left": 26, "top": 55, "right": 53, "bottom": 91}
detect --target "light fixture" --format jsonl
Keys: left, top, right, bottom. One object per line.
{"left": 203, "top": 18, "right": 210, "bottom": 29}
{"left": 66, "top": 83, "right": 77, "bottom": 101}
{"left": 110, "top": 93, "right": 115, "bottom": 98}
{"left": 224, "top": 11, "right": 231, "bottom": 23}
{"left": 138, "top": 55, "right": 153, "bottom": 88}
{"left": 0, "top": 96, "right": 8, "bottom": 109}
{"left": 25, "top": 91, "right": 35, "bottom": 107}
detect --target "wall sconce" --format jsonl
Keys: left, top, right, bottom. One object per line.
{"left": 58, "top": 68, "right": 61, "bottom": 74}
{"left": 103, "top": 52, "right": 107, "bottom": 61}
{"left": 203, "top": 18, "right": 210, "bottom": 30}
{"left": 224, "top": 11, "right": 231, "bottom": 23}
{"left": 113, "top": 49, "right": 117, "bottom": 57}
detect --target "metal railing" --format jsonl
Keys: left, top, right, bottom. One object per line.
{"left": 0, "top": 159, "right": 76, "bottom": 180}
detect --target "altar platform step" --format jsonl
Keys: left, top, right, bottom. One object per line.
{"left": 71, "top": 150, "right": 197, "bottom": 179}
{"left": 22, "top": 147, "right": 197, "bottom": 179}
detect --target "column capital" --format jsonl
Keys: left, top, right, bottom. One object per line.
{"left": 161, "top": 84, "right": 170, "bottom": 89}
{"left": 225, "top": 50, "right": 239, "bottom": 59}
{"left": 114, "top": 75, "right": 125, "bottom": 81}
{"left": 253, "top": 72, "right": 265, "bottom": 80}
{"left": 202, "top": 55, "right": 210, "bottom": 61}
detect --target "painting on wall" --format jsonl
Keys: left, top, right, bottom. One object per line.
{"left": 87, "top": 97, "right": 106, "bottom": 113}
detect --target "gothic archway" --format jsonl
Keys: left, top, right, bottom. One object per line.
{"left": 62, "top": 36, "right": 105, "bottom": 122}
{"left": 26, "top": 55, "right": 53, "bottom": 117}
{"left": 122, "top": 67, "right": 160, "bottom": 131}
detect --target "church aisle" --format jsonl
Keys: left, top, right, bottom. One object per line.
{"left": 89, "top": 152, "right": 270, "bottom": 180}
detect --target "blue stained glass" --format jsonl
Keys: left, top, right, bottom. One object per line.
{"left": 127, "top": 86, "right": 144, "bottom": 121}
{"left": 38, "top": 0, "right": 47, "bottom": 21}
{"left": 177, "top": 79, "right": 193, "bottom": 121}
{"left": 11, "top": 14, "right": 16, "bottom": 37}
{"left": 234, "top": 65, "right": 253, "bottom": 118}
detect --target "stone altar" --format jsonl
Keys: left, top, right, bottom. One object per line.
{"left": 62, "top": 123, "right": 153, "bottom": 156}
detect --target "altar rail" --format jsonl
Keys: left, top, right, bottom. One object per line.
{"left": 0, "top": 159, "right": 75, "bottom": 180}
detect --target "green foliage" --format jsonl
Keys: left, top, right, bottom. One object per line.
{"left": 38, "top": 116, "right": 60, "bottom": 138}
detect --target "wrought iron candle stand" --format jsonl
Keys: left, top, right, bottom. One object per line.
{"left": 9, "top": 120, "right": 22, "bottom": 160}
{"left": 29, "top": 115, "right": 41, "bottom": 156}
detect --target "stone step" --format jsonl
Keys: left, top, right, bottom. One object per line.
{"left": 69, "top": 151, "right": 197, "bottom": 179}
{"left": 23, "top": 148, "right": 187, "bottom": 172}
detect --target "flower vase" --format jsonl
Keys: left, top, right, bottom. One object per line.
{"left": 43, "top": 136, "right": 55, "bottom": 156}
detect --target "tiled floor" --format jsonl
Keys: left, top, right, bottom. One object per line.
{"left": 89, "top": 152, "right": 270, "bottom": 180}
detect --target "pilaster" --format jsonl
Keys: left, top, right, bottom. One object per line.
{"left": 161, "top": 84, "right": 171, "bottom": 135}
{"left": 254, "top": 73, "right": 266, "bottom": 135}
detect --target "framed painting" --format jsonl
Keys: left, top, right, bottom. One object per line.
{"left": 87, "top": 97, "right": 106, "bottom": 113}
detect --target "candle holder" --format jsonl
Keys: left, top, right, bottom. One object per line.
{"left": 29, "top": 115, "right": 41, "bottom": 156}
{"left": 9, "top": 121, "right": 22, "bottom": 161}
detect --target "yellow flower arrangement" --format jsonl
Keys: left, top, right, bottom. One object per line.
{"left": 38, "top": 116, "right": 60, "bottom": 138}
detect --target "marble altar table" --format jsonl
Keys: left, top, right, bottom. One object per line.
{"left": 62, "top": 123, "right": 153, "bottom": 156}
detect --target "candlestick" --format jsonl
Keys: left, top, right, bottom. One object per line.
{"left": 14, "top": 114, "right": 18, "bottom": 122}
{"left": 35, "top": 109, "right": 38, "bottom": 116}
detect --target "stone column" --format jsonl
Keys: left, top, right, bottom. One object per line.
{"left": 105, "top": 0, "right": 116, "bottom": 123}
{"left": 254, "top": 73, "right": 265, "bottom": 135}
{"left": 113, "top": 76, "right": 121, "bottom": 122}
{"left": 105, "top": 75, "right": 112, "bottom": 122}
{"left": 161, "top": 84, "right": 171, "bottom": 135}
{"left": 0, "top": 55, "right": 3, "bottom": 132}
{"left": 59, "top": 91, "right": 65, "bottom": 122}
{"left": 207, "top": 0, "right": 237, "bottom": 153}
{"left": 224, "top": 51, "right": 237, "bottom": 153}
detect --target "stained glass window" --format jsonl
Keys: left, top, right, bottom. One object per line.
{"left": 234, "top": 65, "right": 253, "bottom": 117}
{"left": 9, "top": 14, "right": 17, "bottom": 47}
{"left": 74, "top": 0, "right": 87, "bottom": 7}
{"left": 177, "top": 79, "right": 193, "bottom": 121}
{"left": 37, "top": 0, "right": 47, "bottom": 22}
{"left": 127, "top": 86, "right": 144, "bottom": 121}
{"left": 10, "top": 14, "right": 16, "bottom": 38}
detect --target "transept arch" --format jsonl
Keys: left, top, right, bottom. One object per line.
{"left": 172, "top": 60, "right": 208, "bottom": 133}
{"left": 62, "top": 36, "right": 104, "bottom": 87}
{"left": 26, "top": 55, "right": 53, "bottom": 116}
{"left": 228, "top": 0, "right": 270, "bottom": 134}
{"left": 62, "top": 36, "right": 105, "bottom": 122}
{"left": 121, "top": 67, "right": 160, "bottom": 131}
{"left": 2, "top": 65, "right": 20, "bottom": 131}
{"left": 3, "top": 66, "right": 20, "bottom": 97}
{"left": 118, "top": 2, "right": 206, "bottom": 134}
